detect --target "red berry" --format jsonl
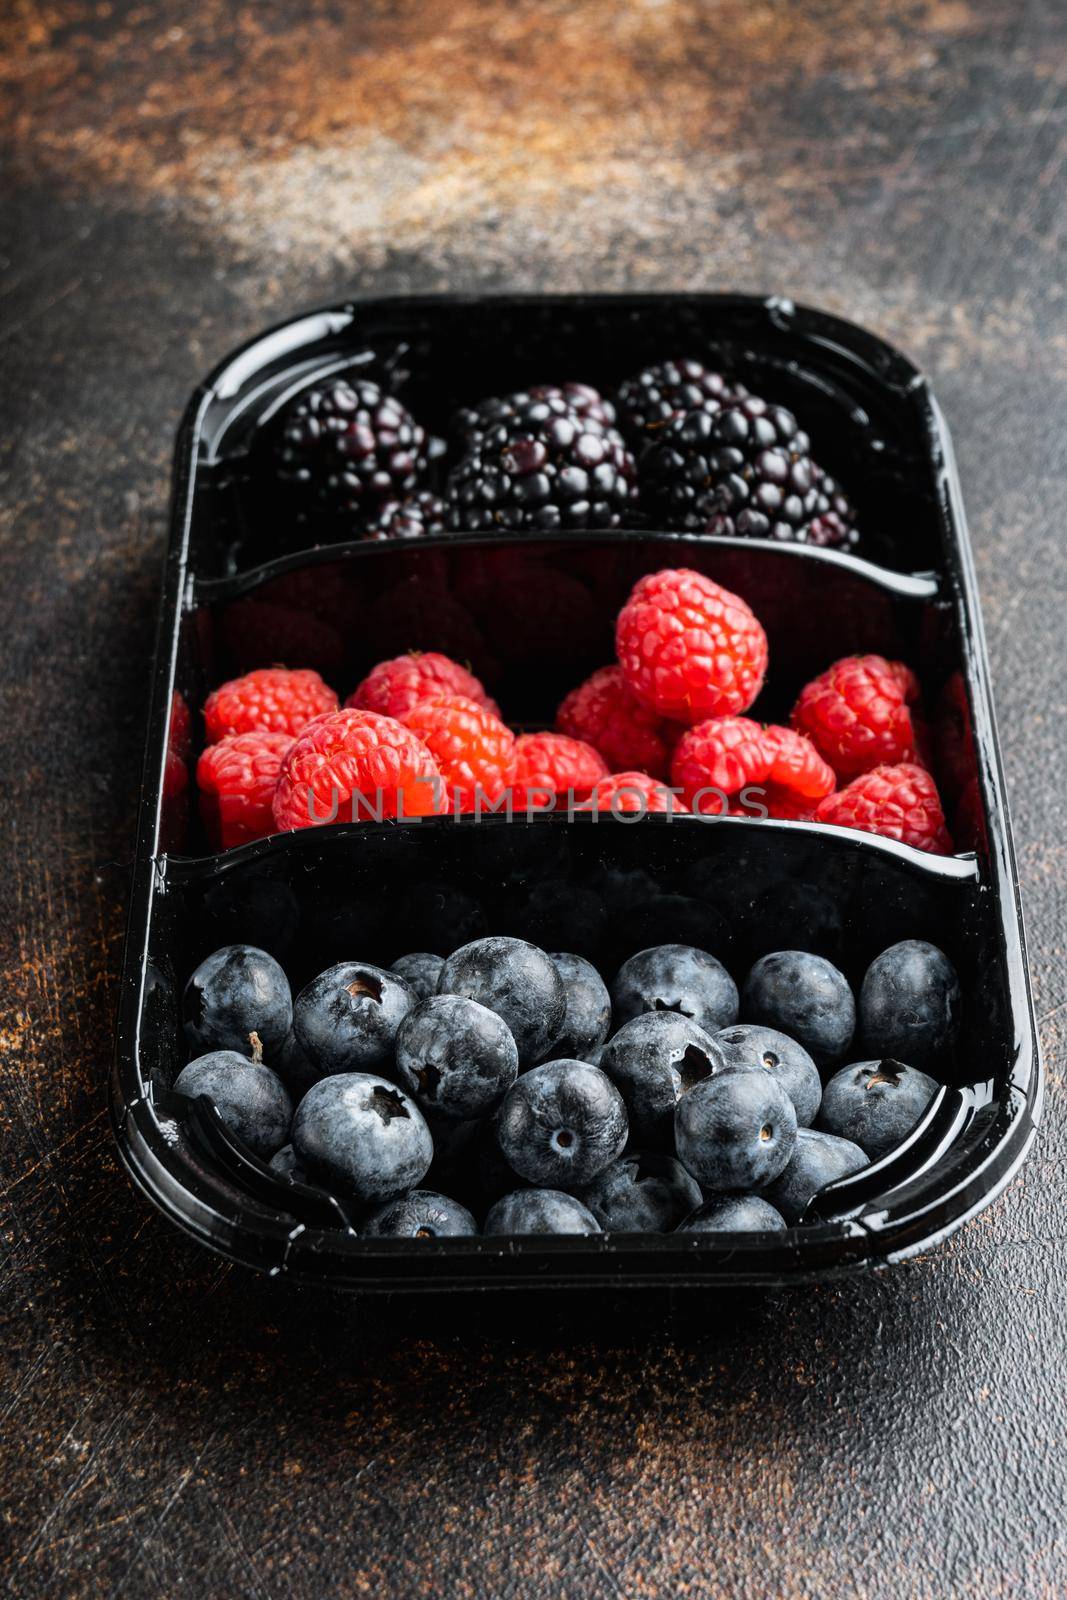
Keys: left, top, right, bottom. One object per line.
{"left": 615, "top": 568, "right": 768, "bottom": 724}
{"left": 169, "top": 691, "right": 192, "bottom": 761}
{"left": 272, "top": 708, "right": 442, "bottom": 830}
{"left": 197, "top": 730, "right": 292, "bottom": 850}
{"left": 791, "top": 654, "right": 923, "bottom": 779}
{"left": 204, "top": 667, "right": 338, "bottom": 744}
{"left": 401, "top": 695, "right": 517, "bottom": 814}
{"left": 510, "top": 732, "right": 609, "bottom": 811}
{"left": 815, "top": 763, "right": 952, "bottom": 855}
{"left": 556, "top": 665, "right": 680, "bottom": 779}
{"left": 348, "top": 651, "right": 499, "bottom": 721}
{"left": 575, "top": 772, "right": 689, "bottom": 815}
{"left": 671, "top": 718, "right": 834, "bottom": 817}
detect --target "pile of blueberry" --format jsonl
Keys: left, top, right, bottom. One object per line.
{"left": 174, "top": 934, "right": 960, "bottom": 1237}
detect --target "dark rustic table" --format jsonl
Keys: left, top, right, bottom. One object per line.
{"left": 3, "top": 3, "right": 1065, "bottom": 1595}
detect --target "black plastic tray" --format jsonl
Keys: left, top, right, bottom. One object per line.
{"left": 112, "top": 293, "right": 1042, "bottom": 1289}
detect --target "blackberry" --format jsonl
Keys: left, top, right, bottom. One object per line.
{"left": 276, "top": 376, "right": 428, "bottom": 520}
{"left": 447, "top": 395, "right": 637, "bottom": 533}
{"left": 363, "top": 491, "right": 447, "bottom": 542}
{"left": 639, "top": 396, "right": 859, "bottom": 548}
{"left": 455, "top": 383, "right": 618, "bottom": 446}
{"left": 615, "top": 358, "right": 743, "bottom": 442}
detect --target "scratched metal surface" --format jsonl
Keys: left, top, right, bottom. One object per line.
{"left": 1, "top": 2, "right": 1066, "bottom": 1595}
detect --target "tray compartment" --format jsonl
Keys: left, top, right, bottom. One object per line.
{"left": 187, "top": 295, "right": 946, "bottom": 580}
{"left": 114, "top": 818, "right": 1031, "bottom": 1289}
{"left": 167, "top": 533, "right": 954, "bottom": 860}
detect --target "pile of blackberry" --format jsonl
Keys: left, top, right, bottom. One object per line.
{"left": 446, "top": 393, "right": 637, "bottom": 533}
{"left": 272, "top": 355, "right": 859, "bottom": 549}
{"left": 276, "top": 376, "right": 428, "bottom": 521}
{"left": 639, "top": 395, "right": 859, "bottom": 548}
{"left": 614, "top": 357, "right": 745, "bottom": 441}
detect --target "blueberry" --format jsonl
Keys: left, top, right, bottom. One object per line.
{"left": 497, "top": 1059, "right": 628, "bottom": 1187}
{"left": 818, "top": 1059, "right": 939, "bottom": 1159}
{"left": 292, "top": 1073, "right": 433, "bottom": 1204}
{"left": 575, "top": 1152, "right": 701, "bottom": 1232}
{"left": 292, "top": 962, "right": 416, "bottom": 1075}
{"left": 394, "top": 994, "right": 519, "bottom": 1119}
{"left": 269, "top": 1143, "right": 311, "bottom": 1184}
{"left": 611, "top": 944, "right": 739, "bottom": 1034}
{"left": 599, "top": 1012, "right": 725, "bottom": 1148}
{"left": 436, "top": 936, "right": 566, "bottom": 1067}
{"left": 182, "top": 944, "right": 292, "bottom": 1058}
{"left": 362, "top": 1189, "right": 478, "bottom": 1238}
{"left": 174, "top": 1050, "right": 293, "bottom": 1161}
{"left": 714, "top": 1023, "right": 822, "bottom": 1127}
{"left": 763, "top": 1127, "right": 868, "bottom": 1223}
{"left": 677, "top": 1195, "right": 787, "bottom": 1234}
{"left": 859, "top": 940, "right": 960, "bottom": 1067}
{"left": 484, "top": 1189, "right": 602, "bottom": 1236}
{"left": 545, "top": 953, "right": 612, "bottom": 1062}
{"left": 741, "top": 950, "right": 855, "bottom": 1067}
{"left": 675, "top": 1072, "right": 797, "bottom": 1192}
{"left": 390, "top": 952, "right": 445, "bottom": 1001}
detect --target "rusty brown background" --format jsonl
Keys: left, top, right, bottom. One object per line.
{"left": 2, "top": 2, "right": 1066, "bottom": 1596}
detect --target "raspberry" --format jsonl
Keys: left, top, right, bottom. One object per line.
{"left": 272, "top": 708, "right": 442, "bottom": 830}
{"left": 556, "top": 666, "right": 680, "bottom": 779}
{"left": 197, "top": 730, "right": 292, "bottom": 850}
{"left": 204, "top": 667, "right": 338, "bottom": 744}
{"left": 169, "top": 691, "right": 192, "bottom": 761}
{"left": 510, "top": 732, "right": 609, "bottom": 811}
{"left": 401, "top": 695, "right": 517, "bottom": 814}
{"left": 791, "top": 654, "right": 923, "bottom": 779}
{"left": 671, "top": 718, "right": 835, "bottom": 817}
{"left": 815, "top": 764, "right": 952, "bottom": 855}
{"left": 575, "top": 772, "right": 689, "bottom": 815}
{"left": 615, "top": 568, "right": 768, "bottom": 724}
{"left": 347, "top": 652, "right": 499, "bottom": 721}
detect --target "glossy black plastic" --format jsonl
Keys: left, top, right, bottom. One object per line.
{"left": 112, "top": 293, "right": 1041, "bottom": 1289}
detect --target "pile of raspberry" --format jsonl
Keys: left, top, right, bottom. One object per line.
{"left": 190, "top": 568, "right": 953, "bottom": 856}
